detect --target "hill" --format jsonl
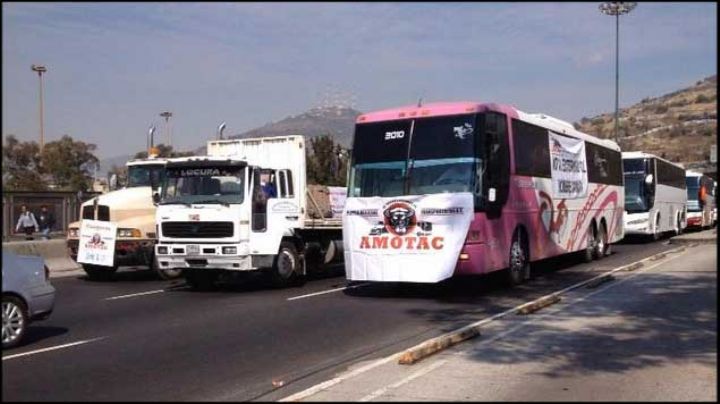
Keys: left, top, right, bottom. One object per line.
{"left": 575, "top": 75, "right": 717, "bottom": 168}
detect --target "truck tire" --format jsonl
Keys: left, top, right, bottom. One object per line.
{"left": 184, "top": 269, "right": 218, "bottom": 291}
{"left": 82, "top": 264, "right": 118, "bottom": 281}
{"left": 268, "top": 241, "right": 306, "bottom": 288}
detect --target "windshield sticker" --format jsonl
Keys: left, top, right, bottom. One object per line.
{"left": 452, "top": 123, "right": 473, "bottom": 140}
{"left": 384, "top": 130, "right": 405, "bottom": 140}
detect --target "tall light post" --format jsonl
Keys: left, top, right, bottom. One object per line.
{"left": 599, "top": 2, "right": 637, "bottom": 144}
{"left": 159, "top": 111, "right": 173, "bottom": 147}
{"left": 31, "top": 64, "right": 47, "bottom": 152}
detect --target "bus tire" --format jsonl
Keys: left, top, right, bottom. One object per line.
{"left": 82, "top": 264, "right": 117, "bottom": 281}
{"left": 675, "top": 214, "right": 683, "bottom": 236}
{"left": 184, "top": 269, "right": 218, "bottom": 291}
{"left": 504, "top": 230, "right": 530, "bottom": 287}
{"left": 597, "top": 221, "right": 611, "bottom": 257}
{"left": 583, "top": 225, "right": 595, "bottom": 263}
{"left": 268, "top": 241, "right": 305, "bottom": 288}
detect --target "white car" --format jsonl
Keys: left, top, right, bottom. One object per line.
{"left": 2, "top": 251, "right": 56, "bottom": 349}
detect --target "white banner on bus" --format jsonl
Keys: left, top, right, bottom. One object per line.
{"left": 342, "top": 192, "right": 474, "bottom": 283}
{"left": 77, "top": 219, "right": 117, "bottom": 267}
{"left": 549, "top": 131, "right": 588, "bottom": 199}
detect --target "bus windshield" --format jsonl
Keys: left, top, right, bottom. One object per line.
{"left": 349, "top": 114, "right": 480, "bottom": 198}
{"left": 127, "top": 164, "right": 166, "bottom": 188}
{"left": 624, "top": 175, "right": 648, "bottom": 212}
{"left": 161, "top": 165, "right": 246, "bottom": 205}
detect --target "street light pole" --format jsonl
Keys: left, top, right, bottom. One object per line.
{"left": 599, "top": 2, "right": 636, "bottom": 145}
{"left": 159, "top": 111, "right": 173, "bottom": 147}
{"left": 31, "top": 64, "right": 47, "bottom": 152}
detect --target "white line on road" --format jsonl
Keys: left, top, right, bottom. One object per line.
{"left": 2, "top": 337, "right": 106, "bottom": 361}
{"left": 358, "top": 359, "right": 448, "bottom": 402}
{"left": 104, "top": 285, "right": 190, "bottom": 301}
{"left": 287, "top": 283, "right": 370, "bottom": 301}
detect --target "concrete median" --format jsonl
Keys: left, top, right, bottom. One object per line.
{"left": 2, "top": 239, "right": 80, "bottom": 273}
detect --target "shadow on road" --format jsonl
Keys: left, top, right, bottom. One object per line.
{"left": 10, "top": 326, "right": 69, "bottom": 349}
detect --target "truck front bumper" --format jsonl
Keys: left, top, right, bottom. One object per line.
{"left": 155, "top": 243, "right": 268, "bottom": 271}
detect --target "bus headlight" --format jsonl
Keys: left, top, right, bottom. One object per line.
{"left": 117, "top": 228, "right": 142, "bottom": 238}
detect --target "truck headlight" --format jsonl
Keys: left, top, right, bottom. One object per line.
{"left": 68, "top": 227, "right": 79, "bottom": 238}
{"left": 157, "top": 246, "right": 168, "bottom": 255}
{"left": 117, "top": 228, "right": 142, "bottom": 238}
{"left": 222, "top": 246, "right": 237, "bottom": 255}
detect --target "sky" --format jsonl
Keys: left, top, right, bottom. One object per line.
{"left": 2, "top": 2, "right": 717, "bottom": 159}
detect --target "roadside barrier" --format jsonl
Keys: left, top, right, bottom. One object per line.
{"left": 3, "top": 239, "right": 79, "bottom": 272}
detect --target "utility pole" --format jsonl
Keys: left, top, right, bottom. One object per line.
{"left": 159, "top": 111, "right": 173, "bottom": 147}
{"left": 31, "top": 64, "right": 48, "bottom": 151}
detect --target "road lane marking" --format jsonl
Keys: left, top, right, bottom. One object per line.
{"left": 105, "top": 285, "right": 190, "bottom": 301}
{"left": 105, "top": 289, "right": 166, "bottom": 300}
{"left": 280, "top": 246, "right": 689, "bottom": 401}
{"left": 2, "top": 337, "right": 106, "bottom": 361}
{"left": 287, "top": 283, "right": 370, "bottom": 301}
{"left": 358, "top": 359, "right": 448, "bottom": 402}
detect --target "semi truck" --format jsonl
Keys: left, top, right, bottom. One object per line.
{"left": 154, "top": 135, "right": 346, "bottom": 290}
{"left": 66, "top": 156, "right": 182, "bottom": 280}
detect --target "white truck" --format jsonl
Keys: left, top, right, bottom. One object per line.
{"left": 154, "top": 135, "right": 346, "bottom": 290}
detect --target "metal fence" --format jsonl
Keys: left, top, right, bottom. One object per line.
{"left": 2, "top": 190, "right": 100, "bottom": 241}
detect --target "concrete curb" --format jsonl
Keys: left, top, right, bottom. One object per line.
{"left": 395, "top": 245, "right": 689, "bottom": 366}
{"left": 669, "top": 237, "right": 716, "bottom": 245}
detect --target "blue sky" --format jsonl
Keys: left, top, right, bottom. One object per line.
{"left": 2, "top": 2, "right": 717, "bottom": 159}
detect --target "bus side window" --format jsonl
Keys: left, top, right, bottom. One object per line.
{"left": 485, "top": 112, "right": 510, "bottom": 214}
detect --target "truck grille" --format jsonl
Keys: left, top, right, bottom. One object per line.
{"left": 82, "top": 205, "right": 110, "bottom": 221}
{"left": 161, "top": 222, "right": 234, "bottom": 238}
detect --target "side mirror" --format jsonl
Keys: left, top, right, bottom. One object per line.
{"left": 152, "top": 192, "right": 160, "bottom": 205}
{"left": 109, "top": 174, "right": 118, "bottom": 191}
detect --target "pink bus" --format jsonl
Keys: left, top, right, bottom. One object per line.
{"left": 342, "top": 102, "right": 624, "bottom": 285}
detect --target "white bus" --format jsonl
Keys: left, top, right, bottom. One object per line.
{"left": 622, "top": 152, "right": 687, "bottom": 240}
{"left": 685, "top": 170, "right": 715, "bottom": 230}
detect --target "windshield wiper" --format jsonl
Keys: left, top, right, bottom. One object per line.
{"left": 159, "top": 201, "right": 192, "bottom": 207}
{"left": 192, "top": 199, "right": 231, "bottom": 207}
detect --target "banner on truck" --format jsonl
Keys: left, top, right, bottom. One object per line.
{"left": 328, "top": 186, "right": 347, "bottom": 219}
{"left": 548, "top": 131, "right": 588, "bottom": 199}
{"left": 342, "top": 192, "right": 474, "bottom": 283}
{"left": 77, "top": 219, "right": 117, "bottom": 267}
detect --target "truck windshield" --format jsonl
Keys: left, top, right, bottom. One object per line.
{"left": 127, "top": 164, "right": 166, "bottom": 188}
{"left": 161, "top": 165, "right": 245, "bottom": 205}
{"left": 349, "top": 114, "right": 479, "bottom": 198}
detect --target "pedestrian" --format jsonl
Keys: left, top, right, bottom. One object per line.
{"left": 37, "top": 205, "right": 56, "bottom": 240}
{"left": 15, "top": 205, "right": 39, "bottom": 241}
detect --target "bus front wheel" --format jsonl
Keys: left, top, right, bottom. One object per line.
{"left": 504, "top": 231, "right": 530, "bottom": 287}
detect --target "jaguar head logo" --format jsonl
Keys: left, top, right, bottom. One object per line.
{"left": 383, "top": 201, "right": 416, "bottom": 236}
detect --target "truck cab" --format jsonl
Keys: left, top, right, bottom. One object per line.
{"left": 155, "top": 135, "right": 345, "bottom": 290}
{"left": 66, "top": 157, "right": 180, "bottom": 280}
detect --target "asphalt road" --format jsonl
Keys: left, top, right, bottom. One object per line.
{"left": 2, "top": 237, "right": 677, "bottom": 401}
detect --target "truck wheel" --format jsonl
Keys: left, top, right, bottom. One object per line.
{"left": 504, "top": 230, "right": 530, "bottom": 287}
{"left": 268, "top": 241, "right": 306, "bottom": 288}
{"left": 152, "top": 255, "right": 183, "bottom": 280}
{"left": 2, "top": 295, "right": 28, "bottom": 349}
{"left": 83, "top": 264, "right": 118, "bottom": 281}
{"left": 184, "top": 270, "right": 218, "bottom": 291}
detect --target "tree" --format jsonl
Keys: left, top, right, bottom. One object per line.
{"left": 41, "top": 135, "right": 99, "bottom": 192}
{"left": 306, "top": 134, "right": 348, "bottom": 186}
{"left": 133, "top": 143, "right": 195, "bottom": 159}
{"left": 2, "top": 135, "right": 48, "bottom": 190}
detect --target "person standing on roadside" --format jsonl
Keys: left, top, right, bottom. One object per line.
{"left": 15, "top": 205, "right": 39, "bottom": 240}
{"left": 37, "top": 205, "right": 56, "bottom": 240}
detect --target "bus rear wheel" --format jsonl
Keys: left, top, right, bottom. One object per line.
{"left": 594, "top": 222, "right": 608, "bottom": 259}
{"left": 504, "top": 231, "right": 530, "bottom": 287}
{"left": 583, "top": 225, "right": 595, "bottom": 263}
